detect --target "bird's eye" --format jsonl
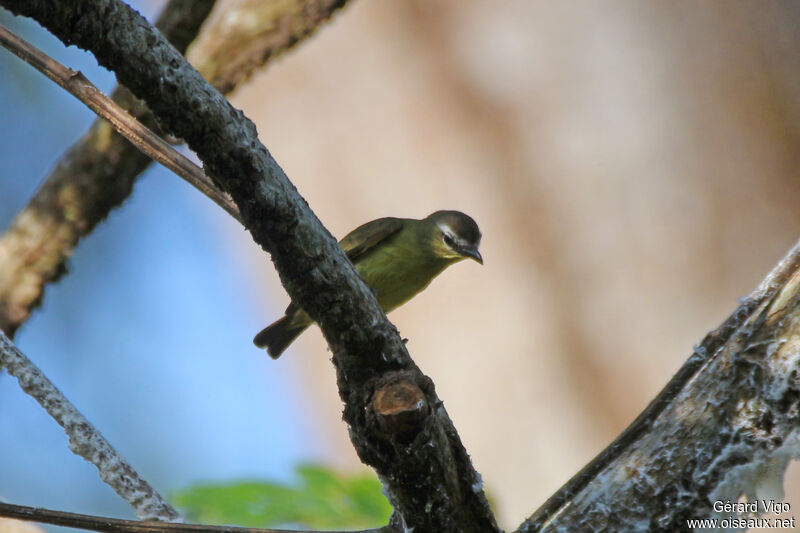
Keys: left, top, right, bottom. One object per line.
{"left": 443, "top": 234, "right": 455, "bottom": 248}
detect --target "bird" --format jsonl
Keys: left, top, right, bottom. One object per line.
{"left": 254, "top": 210, "right": 483, "bottom": 359}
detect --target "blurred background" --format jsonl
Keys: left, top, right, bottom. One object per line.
{"left": 2, "top": 0, "right": 800, "bottom": 530}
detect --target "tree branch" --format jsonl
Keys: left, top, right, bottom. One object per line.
{"left": 187, "top": 0, "right": 350, "bottom": 94}
{"left": 0, "top": 23, "right": 242, "bottom": 224}
{"left": 0, "top": 331, "right": 180, "bottom": 521}
{"left": 0, "top": 1, "right": 499, "bottom": 531}
{"left": 0, "top": 0, "right": 350, "bottom": 338}
{"left": 0, "top": 502, "right": 390, "bottom": 533}
{"left": 516, "top": 240, "right": 800, "bottom": 531}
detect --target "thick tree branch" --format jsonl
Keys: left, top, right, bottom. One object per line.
{"left": 516, "top": 240, "right": 800, "bottom": 531}
{"left": 0, "top": 331, "right": 180, "bottom": 521}
{"left": 0, "top": 24, "right": 242, "bottom": 224}
{"left": 0, "top": 502, "right": 389, "bottom": 533}
{"left": 0, "top": 0, "right": 350, "bottom": 338}
{"left": 0, "top": 1, "right": 498, "bottom": 531}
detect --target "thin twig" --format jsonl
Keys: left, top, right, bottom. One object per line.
{"left": 0, "top": 331, "right": 180, "bottom": 521}
{"left": 0, "top": 24, "right": 242, "bottom": 224}
{"left": 0, "top": 502, "right": 391, "bottom": 533}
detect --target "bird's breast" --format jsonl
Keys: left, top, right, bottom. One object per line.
{"left": 355, "top": 243, "right": 449, "bottom": 313}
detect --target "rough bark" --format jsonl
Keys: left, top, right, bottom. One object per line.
{"left": 0, "top": 1, "right": 499, "bottom": 531}
{"left": 516, "top": 241, "right": 800, "bottom": 531}
{"left": 0, "top": 0, "right": 349, "bottom": 338}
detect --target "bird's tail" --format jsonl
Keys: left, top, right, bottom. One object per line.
{"left": 253, "top": 316, "right": 309, "bottom": 359}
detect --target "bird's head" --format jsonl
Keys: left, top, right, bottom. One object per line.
{"left": 427, "top": 210, "right": 483, "bottom": 264}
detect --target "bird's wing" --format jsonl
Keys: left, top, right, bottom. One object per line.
{"left": 283, "top": 217, "right": 405, "bottom": 315}
{"left": 339, "top": 216, "right": 406, "bottom": 262}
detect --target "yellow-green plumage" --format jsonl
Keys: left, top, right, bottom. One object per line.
{"left": 254, "top": 211, "right": 482, "bottom": 358}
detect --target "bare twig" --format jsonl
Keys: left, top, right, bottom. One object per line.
{"left": 0, "top": 502, "right": 390, "bottom": 533}
{"left": 0, "top": 331, "right": 180, "bottom": 521}
{"left": 0, "top": 24, "right": 242, "bottom": 224}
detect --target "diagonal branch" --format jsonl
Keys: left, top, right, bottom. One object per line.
{"left": 0, "top": 502, "right": 390, "bottom": 533}
{"left": 0, "top": 331, "right": 180, "bottom": 521}
{"left": 0, "top": 0, "right": 351, "bottom": 338}
{"left": 0, "top": 1, "right": 499, "bottom": 530}
{"left": 0, "top": 24, "right": 242, "bottom": 224}
{"left": 516, "top": 240, "right": 800, "bottom": 531}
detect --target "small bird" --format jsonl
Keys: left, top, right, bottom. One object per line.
{"left": 254, "top": 210, "right": 483, "bottom": 359}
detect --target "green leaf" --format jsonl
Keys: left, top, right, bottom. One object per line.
{"left": 172, "top": 464, "right": 392, "bottom": 530}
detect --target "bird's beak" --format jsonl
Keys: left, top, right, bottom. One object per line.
{"left": 460, "top": 246, "right": 483, "bottom": 265}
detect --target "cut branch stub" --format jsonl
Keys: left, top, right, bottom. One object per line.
{"left": 370, "top": 371, "right": 430, "bottom": 441}
{"left": 354, "top": 369, "right": 499, "bottom": 533}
